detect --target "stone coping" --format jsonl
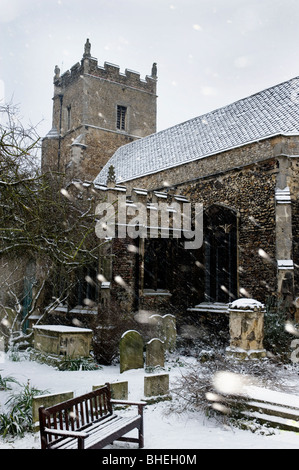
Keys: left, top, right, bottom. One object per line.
{"left": 229, "top": 298, "right": 265, "bottom": 311}
{"left": 188, "top": 302, "right": 228, "bottom": 313}
{"left": 33, "top": 325, "right": 93, "bottom": 333}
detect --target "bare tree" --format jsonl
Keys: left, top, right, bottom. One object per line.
{"left": 0, "top": 103, "right": 100, "bottom": 350}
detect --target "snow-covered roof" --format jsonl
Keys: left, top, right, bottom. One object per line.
{"left": 94, "top": 76, "right": 299, "bottom": 185}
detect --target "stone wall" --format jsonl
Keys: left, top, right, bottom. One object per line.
{"left": 179, "top": 159, "right": 277, "bottom": 302}
{"left": 91, "top": 155, "right": 279, "bottom": 315}
{"left": 116, "top": 137, "right": 299, "bottom": 304}
{"left": 120, "top": 135, "right": 298, "bottom": 191}
{"left": 289, "top": 158, "right": 299, "bottom": 292}
{"left": 106, "top": 157, "right": 278, "bottom": 306}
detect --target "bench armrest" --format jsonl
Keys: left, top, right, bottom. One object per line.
{"left": 44, "top": 427, "right": 89, "bottom": 439}
{"left": 110, "top": 399, "right": 146, "bottom": 406}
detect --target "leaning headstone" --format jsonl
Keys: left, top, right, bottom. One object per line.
{"left": 119, "top": 330, "right": 144, "bottom": 373}
{"left": 145, "top": 338, "right": 165, "bottom": 370}
{"left": 149, "top": 314, "right": 163, "bottom": 338}
{"left": 144, "top": 374, "right": 169, "bottom": 398}
{"left": 148, "top": 314, "right": 177, "bottom": 352}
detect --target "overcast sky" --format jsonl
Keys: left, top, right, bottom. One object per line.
{"left": 1, "top": 0, "right": 299, "bottom": 138}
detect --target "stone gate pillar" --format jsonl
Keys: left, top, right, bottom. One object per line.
{"left": 226, "top": 299, "right": 266, "bottom": 359}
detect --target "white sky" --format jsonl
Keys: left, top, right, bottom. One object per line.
{"left": 1, "top": 0, "right": 299, "bottom": 138}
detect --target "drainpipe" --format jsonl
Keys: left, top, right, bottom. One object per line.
{"left": 57, "top": 93, "right": 63, "bottom": 172}
{"left": 133, "top": 242, "right": 140, "bottom": 312}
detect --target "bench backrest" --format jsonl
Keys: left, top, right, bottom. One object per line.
{"left": 39, "top": 384, "right": 112, "bottom": 448}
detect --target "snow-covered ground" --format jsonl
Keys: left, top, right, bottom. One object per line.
{"left": 1, "top": 353, "right": 299, "bottom": 450}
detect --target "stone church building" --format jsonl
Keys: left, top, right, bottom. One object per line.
{"left": 40, "top": 40, "right": 299, "bottom": 329}
{"left": 4, "top": 38, "right": 293, "bottom": 360}
{"left": 92, "top": 73, "right": 299, "bottom": 322}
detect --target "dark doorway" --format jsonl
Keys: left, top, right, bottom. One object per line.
{"left": 204, "top": 205, "right": 238, "bottom": 303}
{"left": 143, "top": 238, "right": 170, "bottom": 290}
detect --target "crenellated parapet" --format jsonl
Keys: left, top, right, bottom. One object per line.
{"left": 54, "top": 39, "right": 157, "bottom": 95}
{"left": 43, "top": 39, "right": 157, "bottom": 181}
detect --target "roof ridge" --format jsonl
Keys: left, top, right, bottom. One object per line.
{"left": 171, "top": 74, "right": 299, "bottom": 128}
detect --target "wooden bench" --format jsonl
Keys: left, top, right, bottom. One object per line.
{"left": 39, "top": 383, "right": 146, "bottom": 449}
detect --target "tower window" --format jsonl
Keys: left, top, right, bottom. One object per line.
{"left": 117, "top": 105, "right": 127, "bottom": 130}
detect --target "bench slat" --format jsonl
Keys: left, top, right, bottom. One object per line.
{"left": 44, "top": 427, "right": 90, "bottom": 438}
{"left": 84, "top": 398, "right": 89, "bottom": 424}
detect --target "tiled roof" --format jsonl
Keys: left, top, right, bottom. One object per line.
{"left": 94, "top": 77, "right": 299, "bottom": 185}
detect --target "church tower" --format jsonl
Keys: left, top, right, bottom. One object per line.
{"left": 41, "top": 39, "right": 157, "bottom": 181}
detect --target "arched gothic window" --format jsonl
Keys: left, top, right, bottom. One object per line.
{"left": 204, "top": 205, "right": 238, "bottom": 303}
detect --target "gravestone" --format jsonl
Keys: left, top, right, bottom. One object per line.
{"left": 32, "top": 391, "right": 74, "bottom": 432}
{"left": 144, "top": 374, "right": 169, "bottom": 398}
{"left": 149, "top": 314, "right": 163, "bottom": 339}
{"left": 145, "top": 338, "right": 165, "bottom": 370}
{"left": 119, "top": 330, "right": 144, "bottom": 373}
{"left": 92, "top": 381, "right": 128, "bottom": 400}
{"left": 148, "top": 314, "right": 177, "bottom": 352}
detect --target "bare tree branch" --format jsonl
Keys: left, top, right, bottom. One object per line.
{"left": 0, "top": 102, "right": 101, "bottom": 350}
